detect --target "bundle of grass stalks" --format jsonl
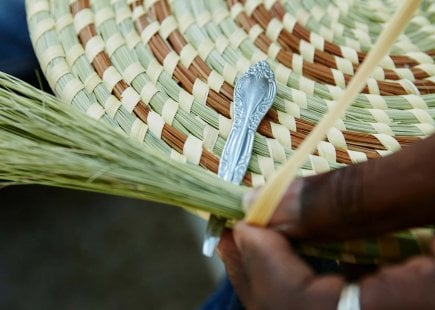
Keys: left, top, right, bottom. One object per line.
{"left": 0, "top": 72, "right": 245, "bottom": 219}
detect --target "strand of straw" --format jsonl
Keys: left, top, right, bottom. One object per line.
{"left": 246, "top": 0, "right": 422, "bottom": 226}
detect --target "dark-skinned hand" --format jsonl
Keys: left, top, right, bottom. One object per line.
{"left": 218, "top": 135, "right": 435, "bottom": 309}
{"left": 218, "top": 222, "right": 435, "bottom": 310}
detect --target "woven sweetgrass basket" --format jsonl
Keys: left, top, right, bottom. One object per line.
{"left": 24, "top": 0, "right": 435, "bottom": 264}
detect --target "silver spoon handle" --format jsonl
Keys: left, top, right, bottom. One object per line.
{"left": 218, "top": 60, "right": 276, "bottom": 184}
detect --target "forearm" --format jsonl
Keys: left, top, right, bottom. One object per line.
{"left": 271, "top": 134, "right": 435, "bottom": 241}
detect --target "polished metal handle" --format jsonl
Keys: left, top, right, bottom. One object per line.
{"left": 218, "top": 60, "right": 277, "bottom": 184}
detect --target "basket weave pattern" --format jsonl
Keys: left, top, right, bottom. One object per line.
{"left": 26, "top": 0, "right": 435, "bottom": 263}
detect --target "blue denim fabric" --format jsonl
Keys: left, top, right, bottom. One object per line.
{"left": 199, "top": 277, "right": 244, "bottom": 310}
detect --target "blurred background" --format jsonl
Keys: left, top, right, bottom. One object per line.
{"left": 0, "top": 1, "right": 222, "bottom": 309}
{"left": 0, "top": 186, "right": 222, "bottom": 309}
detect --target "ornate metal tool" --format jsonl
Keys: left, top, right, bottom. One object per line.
{"left": 202, "top": 60, "right": 277, "bottom": 257}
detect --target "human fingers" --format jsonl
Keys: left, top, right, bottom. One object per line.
{"left": 232, "top": 222, "right": 344, "bottom": 310}
{"left": 233, "top": 221, "right": 313, "bottom": 286}
{"left": 217, "top": 229, "right": 250, "bottom": 300}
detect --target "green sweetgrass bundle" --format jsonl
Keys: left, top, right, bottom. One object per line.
{"left": 0, "top": 72, "right": 245, "bottom": 219}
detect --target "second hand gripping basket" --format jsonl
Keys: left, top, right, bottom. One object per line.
{"left": 25, "top": 0, "right": 435, "bottom": 264}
